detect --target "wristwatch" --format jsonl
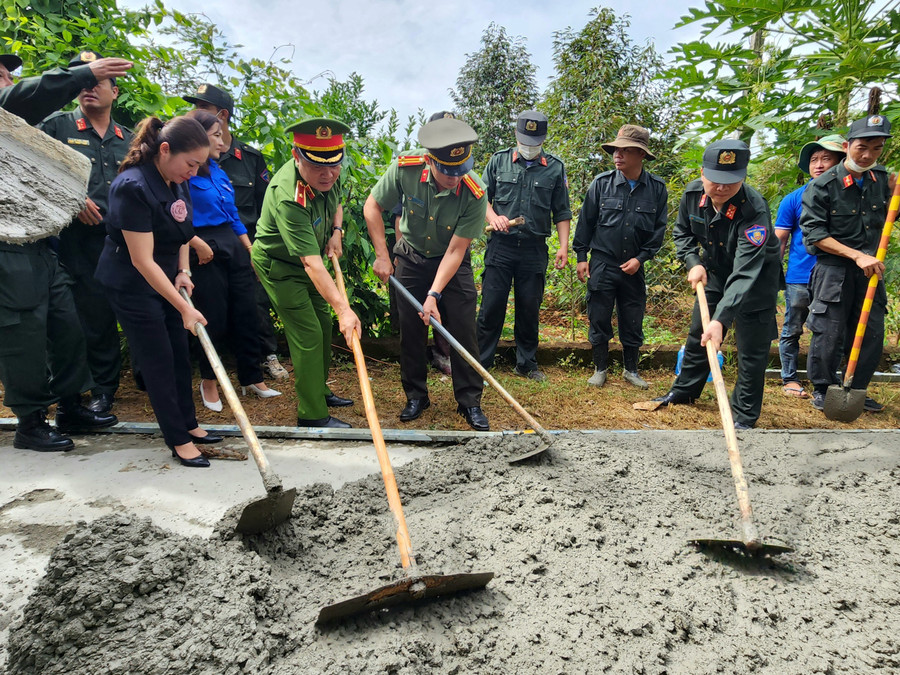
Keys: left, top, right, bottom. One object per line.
{"left": 178, "top": 268, "right": 192, "bottom": 277}
{"left": 427, "top": 290, "right": 442, "bottom": 302}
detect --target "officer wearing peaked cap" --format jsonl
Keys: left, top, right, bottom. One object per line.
{"left": 654, "top": 140, "right": 780, "bottom": 429}
{"left": 800, "top": 114, "right": 893, "bottom": 413}
{"left": 251, "top": 117, "right": 361, "bottom": 428}
{"left": 477, "top": 110, "right": 572, "bottom": 383}
{"left": 364, "top": 117, "right": 490, "bottom": 431}
{"left": 38, "top": 49, "right": 134, "bottom": 414}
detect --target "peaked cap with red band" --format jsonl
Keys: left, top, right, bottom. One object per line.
{"left": 417, "top": 118, "right": 478, "bottom": 177}
{"left": 287, "top": 117, "right": 350, "bottom": 167}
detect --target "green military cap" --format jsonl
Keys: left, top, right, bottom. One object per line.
{"left": 797, "top": 134, "right": 845, "bottom": 174}
{"left": 287, "top": 117, "right": 350, "bottom": 167}
{"left": 846, "top": 114, "right": 892, "bottom": 140}
{"left": 183, "top": 83, "right": 234, "bottom": 117}
{"left": 0, "top": 53, "right": 22, "bottom": 72}
{"left": 418, "top": 117, "right": 477, "bottom": 176}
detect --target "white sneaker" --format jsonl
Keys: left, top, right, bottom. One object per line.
{"left": 262, "top": 354, "right": 289, "bottom": 380}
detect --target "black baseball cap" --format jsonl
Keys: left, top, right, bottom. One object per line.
{"left": 0, "top": 53, "right": 22, "bottom": 72}
{"left": 846, "top": 115, "right": 892, "bottom": 141}
{"left": 182, "top": 83, "right": 234, "bottom": 118}
{"left": 68, "top": 50, "right": 116, "bottom": 85}
{"left": 428, "top": 111, "right": 456, "bottom": 122}
{"left": 515, "top": 110, "right": 548, "bottom": 146}
{"left": 702, "top": 139, "right": 750, "bottom": 184}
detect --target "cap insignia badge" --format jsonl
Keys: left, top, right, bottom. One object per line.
{"left": 80, "top": 51, "right": 97, "bottom": 63}
{"left": 198, "top": 84, "right": 208, "bottom": 94}
{"left": 450, "top": 146, "right": 465, "bottom": 158}
{"left": 718, "top": 151, "right": 736, "bottom": 165}
{"left": 868, "top": 115, "right": 883, "bottom": 127}
{"left": 525, "top": 120, "right": 538, "bottom": 132}
{"left": 443, "top": 112, "right": 453, "bottom": 119}
{"left": 316, "top": 126, "right": 332, "bottom": 139}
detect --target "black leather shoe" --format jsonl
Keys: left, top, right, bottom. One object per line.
{"left": 55, "top": 404, "right": 118, "bottom": 434}
{"left": 169, "top": 445, "right": 211, "bottom": 468}
{"left": 191, "top": 432, "right": 223, "bottom": 445}
{"left": 734, "top": 421, "right": 753, "bottom": 430}
{"left": 325, "top": 393, "right": 353, "bottom": 407}
{"left": 87, "top": 393, "right": 114, "bottom": 414}
{"left": 297, "top": 416, "right": 351, "bottom": 428}
{"left": 651, "top": 391, "right": 695, "bottom": 407}
{"left": 399, "top": 398, "right": 430, "bottom": 422}
{"left": 14, "top": 411, "right": 74, "bottom": 452}
{"left": 457, "top": 405, "right": 490, "bottom": 431}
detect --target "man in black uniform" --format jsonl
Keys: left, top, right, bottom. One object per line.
{"left": 0, "top": 52, "right": 127, "bottom": 451}
{"left": 800, "top": 115, "right": 893, "bottom": 413}
{"left": 477, "top": 110, "right": 572, "bottom": 381}
{"left": 653, "top": 140, "right": 780, "bottom": 430}
{"left": 183, "top": 83, "right": 286, "bottom": 380}
{"left": 39, "top": 50, "right": 133, "bottom": 414}
{"left": 574, "top": 124, "right": 667, "bottom": 389}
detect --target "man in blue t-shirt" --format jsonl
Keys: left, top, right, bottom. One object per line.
{"left": 774, "top": 135, "right": 844, "bottom": 398}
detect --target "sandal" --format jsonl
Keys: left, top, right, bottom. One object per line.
{"left": 782, "top": 382, "right": 809, "bottom": 398}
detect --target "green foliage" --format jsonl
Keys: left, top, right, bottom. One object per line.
{"left": 450, "top": 23, "right": 539, "bottom": 168}
{"left": 541, "top": 6, "right": 691, "bottom": 199}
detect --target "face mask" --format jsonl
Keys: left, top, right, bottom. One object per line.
{"left": 518, "top": 143, "right": 542, "bottom": 160}
{"left": 845, "top": 155, "right": 877, "bottom": 173}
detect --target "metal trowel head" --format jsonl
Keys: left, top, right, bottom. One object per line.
{"left": 823, "top": 385, "right": 865, "bottom": 422}
{"left": 234, "top": 487, "right": 297, "bottom": 535}
{"left": 689, "top": 537, "right": 794, "bottom": 556}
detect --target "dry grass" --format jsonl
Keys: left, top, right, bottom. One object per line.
{"left": 6, "top": 354, "right": 895, "bottom": 432}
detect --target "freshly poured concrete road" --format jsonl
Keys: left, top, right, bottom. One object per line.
{"left": 0, "top": 432, "right": 431, "bottom": 670}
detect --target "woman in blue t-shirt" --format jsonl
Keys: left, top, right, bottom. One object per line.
{"left": 184, "top": 110, "right": 280, "bottom": 411}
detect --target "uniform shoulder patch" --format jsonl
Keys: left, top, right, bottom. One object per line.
{"left": 462, "top": 174, "right": 485, "bottom": 199}
{"left": 648, "top": 171, "right": 666, "bottom": 185}
{"left": 398, "top": 155, "right": 426, "bottom": 167}
{"left": 745, "top": 224, "right": 767, "bottom": 247}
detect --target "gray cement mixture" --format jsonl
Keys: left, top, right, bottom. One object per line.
{"left": 7, "top": 431, "right": 900, "bottom": 673}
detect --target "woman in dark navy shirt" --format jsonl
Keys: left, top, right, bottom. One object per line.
{"left": 184, "top": 109, "right": 279, "bottom": 411}
{"left": 96, "top": 115, "right": 219, "bottom": 468}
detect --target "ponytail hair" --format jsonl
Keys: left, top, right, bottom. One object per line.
{"left": 120, "top": 115, "right": 209, "bottom": 173}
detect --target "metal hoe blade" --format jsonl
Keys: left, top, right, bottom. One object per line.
{"left": 823, "top": 384, "right": 865, "bottom": 422}
{"left": 234, "top": 488, "right": 298, "bottom": 535}
{"left": 316, "top": 571, "right": 495, "bottom": 624}
{"left": 690, "top": 537, "right": 795, "bottom": 556}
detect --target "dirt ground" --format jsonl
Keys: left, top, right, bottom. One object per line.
{"left": 5, "top": 430, "right": 900, "bottom": 674}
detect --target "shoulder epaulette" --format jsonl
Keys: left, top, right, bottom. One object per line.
{"left": 237, "top": 141, "right": 262, "bottom": 156}
{"left": 398, "top": 155, "right": 426, "bottom": 167}
{"left": 597, "top": 169, "right": 616, "bottom": 178}
{"left": 647, "top": 171, "right": 667, "bottom": 185}
{"left": 462, "top": 174, "right": 485, "bottom": 199}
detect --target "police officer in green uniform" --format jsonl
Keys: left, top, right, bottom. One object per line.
{"left": 364, "top": 118, "right": 490, "bottom": 431}
{"left": 653, "top": 140, "right": 780, "bottom": 430}
{"left": 0, "top": 52, "right": 129, "bottom": 451}
{"left": 478, "top": 110, "right": 572, "bottom": 381}
{"left": 800, "top": 115, "right": 893, "bottom": 413}
{"left": 251, "top": 118, "right": 361, "bottom": 428}
{"left": 183, "top": 83, "right": 287, "bottom": 380}
{"left": 39, "top": 50, "right": 133, "bottom": 414}
{"left": 574, "top": 124, "right": 667, "bottom": 390}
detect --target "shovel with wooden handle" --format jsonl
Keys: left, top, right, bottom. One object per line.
{"left": 688, "top": 281, "right": 793, "bottom": 556}
{"left": 316, "top": 254, "right": 493, "bottom": 625}
{"left": 823, "top": 179, "right": 900, "bottom": 422}
{"left": 179, "top": 288, "right": 296, "bottom": 535}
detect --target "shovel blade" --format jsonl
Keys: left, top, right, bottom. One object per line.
{"left": 234, "top": 487, "right": 297, "bottom": 535}
{"left": 316, "top": 571, "right": 494, "bottom": 625}
{"left": 690, "top": 537, "right": 794, "bottom": 556}
{"left": 823, "top": 385, "right": 865, "bottom": 422}
{"left": 508, "top": 444, "right": 550, "bottom": 464}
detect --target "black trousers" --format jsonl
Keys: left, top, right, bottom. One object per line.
{"left": 57, "top": 227, "right": 121, "bottom": 395}
{"left": 670, "top": 279, "right": 776, "bottom": 427}
{"left": 477, "top": 235, "right": 548, "bottom": 371}
{"left": 394, "top": 239, "right": 483, "bottom": 407}
{"left": 586, "top": 256, "right": 646, "bottom": 349}
{"left": 189, "top": 225, "right": 263, "bottom": 385}
{"left": 106, "top": 286, "right": 197, "bottom": 447}
{"left": 806, "top": 260, "right": 886, "bottom": 393}
{"left": 0, "top": 242, "right": 93, "bottom": 416}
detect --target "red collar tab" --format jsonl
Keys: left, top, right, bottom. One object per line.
{"left": 420, "top": 167, "right": 429, "bottom": 183}
{"left": 843, "top": 174, "right": 854, "bottom": 189}
{"left": 114, "top": 125, "right": 123, "bottom": 139}
{"left": 869, "top": 170, "right": 876, "bottom": 182}
{"left": 295, "top": 181, "right": 314, "bottom": 208}
{"left": 512, "top": 150, "right": 518, "bottom": 163}
{"left": 540, "top": 156, "right": 547, "bottom": 166}
{"left": 725, "top": 204, "right": 737, "bottom": 220}
{"left": 699, "top": 193, "right": 708, "bottom": 208}
{"left": 75, "top": 118, "right": 87, "bottom": 131}
{"left": 234, "top": 148, "right": 242, "bottom": 160}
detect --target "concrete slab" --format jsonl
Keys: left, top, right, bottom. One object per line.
{"left": 0, "top": 431, "right": 432, "bottom": 670}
